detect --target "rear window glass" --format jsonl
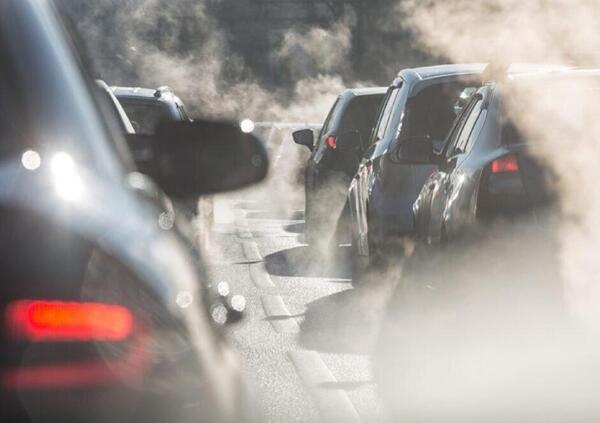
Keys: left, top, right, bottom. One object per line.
{"left": 118, "top": 100, "right": 172, "bottom": 135}
{"left": 501, "top": 121, "right": 524, "bottom": 145}
{"left": 339, "top": 94, "right": 384, "bottom": 148}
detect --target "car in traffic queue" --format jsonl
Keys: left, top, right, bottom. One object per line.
{"left": 293, "top": 88, "right": 386, "bottom": 248}
{"left": 0, "top": 0, "right": 268, "bottom": 421}
{"left": 347, "top": 64, "right": 485, "bottom": 277}
{"left": 112, "top": 85, "right": 192, "bottom": 135}
{"left": 112, "top": 84, "right": 215, "bottom": 220}
{"left": 410, "top": 68, "right": 594, "bottom": 245}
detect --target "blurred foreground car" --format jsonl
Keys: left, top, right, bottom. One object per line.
{"left": 0, "top": 0, "right": 268, "bottom": 421}
{"left": 347, "top": 65, "right": 484, "bottom": 277}
{"left": 292, "top": 87, "right": 386, "bottom": 246}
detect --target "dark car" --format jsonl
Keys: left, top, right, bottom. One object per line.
{"left": 0, "top": 1, "right": 268, "bottom": 421}
{"left": 347, "top": 65, "right": 485, "bottom": 276}
{"left": 111, "top": 85, "right": 192, "bottom": 135}
{"left": 292, "top": 87, "right": 386, "bottom": 247}
{"left": 410, "top": 69, "right": 592, "bottom": 246}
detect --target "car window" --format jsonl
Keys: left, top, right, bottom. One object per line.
{"left": 452, "top": 96, "right": 485, "bottom": 155}
{"left": 373, "top": 87, "right": 400, "bottom": 144}
{"left": 118, "top": 100, "right": 172, "bottom": 135}
{"left": 177, "top": 102, "right": 191, "bottom": 121}
{"left": 318, "top": 97, "right": 340, "bottom": 140}
{"left": 399, "top": 82, "right": 467, "bottom": 144}
{"left": 339, "top": 94, "right": 385, "bottom": 148}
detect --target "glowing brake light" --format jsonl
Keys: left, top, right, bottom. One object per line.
{"left": 491, "top": 154, "right": 519, "bottom": 174}
{"left": 5, "top": 300, "right": 133, "bottom": 342}
{"left": 326, "top": 135, "right": 337, "bottom": 150}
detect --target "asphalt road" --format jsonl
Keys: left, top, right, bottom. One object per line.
{"left": 204, "top": 126, "right": 396, "bottom": 422}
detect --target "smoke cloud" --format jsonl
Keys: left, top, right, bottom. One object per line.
{"left": 372, "top": 1, "right": 600, "bottom": 421}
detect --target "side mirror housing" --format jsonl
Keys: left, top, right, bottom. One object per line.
{"left": 292, "top": 129, "right": 314, "bottom": 151}
{"left": 394, "top": 136, "right": 434, "bottom": 164}
{"left": 128, "top": 120, "right": 269, "bottom": 198}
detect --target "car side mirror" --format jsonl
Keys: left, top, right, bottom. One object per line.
{"left": 128, "top": 120, "right": 269, "bottom": 198}
{"left": 394, "top": 136, "right": 434, "bottom": 164}
{"left": 292, "top": 129, "right": 314, "bottom": 151}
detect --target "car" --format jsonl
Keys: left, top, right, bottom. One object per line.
{"left": 292, "top": 87, "right": 386, "bottom": 247}
{"left": 111, "top": 85, "right": 192, "bottom": 135}
{"left": 96, "top": 80, "right": 136, "bottom": 135}
{"left": 374, "top": 67, "right": 599, "bottom": 422}
{"left": 410, "top": 68, "right": 591, "bottom": 246}
{"left": 0, "top": 0, "right": 268, "bottom": 421}
{"left": 347, "top": 64, "right": 485, "bottom": 277}
{"left": 112, "top": 84, "right": 213, "bottom": 219}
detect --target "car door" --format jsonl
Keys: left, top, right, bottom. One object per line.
{"left": 425, "top": 92, "right": 487, "bottom": 244}
{"left": 350, "top": 86, "right": 401, "bottom": 254}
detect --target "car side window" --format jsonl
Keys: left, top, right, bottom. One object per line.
{"left": 449, "top": 95, "right": 483, "bottom": 156}
{"left": 318, "top": 97, "right": 340, "bottom": 140}
{"left": 177, "top": 102, "right": 190, "bottom": 121}
{"left": 373, "top": 87, "right": 400, "bottom": 144}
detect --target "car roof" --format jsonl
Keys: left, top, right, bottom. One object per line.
{"left": 343, "top": 87, "right": 388, "bottom": 97}
{"left": 392, "top": 64, "right": 486, "bottom": 95}
{"left": 111, "top": 86, "right": 180, "bottom": 104}
{"left": 403, "top": 64, "right": 487, "bottom": 81}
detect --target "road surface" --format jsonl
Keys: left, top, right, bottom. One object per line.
{"left": 204, "top": 126, "right": 395, "bottom": 422}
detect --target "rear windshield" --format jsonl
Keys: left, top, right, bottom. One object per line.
{"left": 501, "top": 121, "right": 524, "bottom": 145}
{"left": 338, "top": 94, "right": 385, "bottom": 147}
{"left": 118, "top": 99, "right": 173, "bottom": 135}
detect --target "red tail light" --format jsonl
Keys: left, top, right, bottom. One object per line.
{"left": 326, "top": 135, "right": 337, "bottom": 150}
{"left": 3, "top": 300, "right": 151, "bottom": 390}
{"left": 5, "top": 300, "right": 133, "bottom": 342}
{"left": 491, "top": 154, "right": 519, "bottom": 174}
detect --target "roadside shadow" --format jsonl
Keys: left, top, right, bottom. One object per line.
{"left": 283, "top": 223, "right": 304, "bottom": 234}
{"left": 264, "top": 245, "right": 351, "bottom": 279}
{"left": 297, "top": 278, "right": 397, "bottom": 354}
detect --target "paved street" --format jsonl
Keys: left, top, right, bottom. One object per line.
{"left": 205, "top": 127, "right": 394, "bottom": 422}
